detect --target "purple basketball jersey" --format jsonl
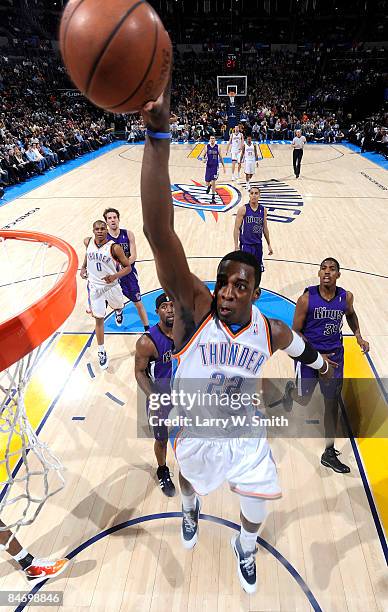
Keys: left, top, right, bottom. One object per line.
{"left": 107, "top": 229, "right": 136, "bottom": 271}
{"left": 302, "top": 286, "right": 347, "bottom": 351}
{"left": 239, "top": 203, "right": 264, "bottom": 246}
{"left": 107, "top": 228, "right": 141, "bottom": 301}
{"left": 206, "top": 144, "right": 219, "bottom": 168}
{"left": 146, "top": 324, "right": 174, "bottom": 393}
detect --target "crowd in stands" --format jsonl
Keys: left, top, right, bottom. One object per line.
{"left": 0, "top": 54, "right": 114, "bottom": 195}
{"left": 348, "top": 108, "right": 388, "bottom": 157}
{"left": 1, "top": 41, "right": 387, "bottom": 197}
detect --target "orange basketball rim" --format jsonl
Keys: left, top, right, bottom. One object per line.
{"left": 0, "top": 230, "right": 78, "bottom": 372}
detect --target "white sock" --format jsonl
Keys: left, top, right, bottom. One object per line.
{"left": 239, "top": 525, "right": 258, "bottom": 554}
{"left": 181, "top": 492, "right": 197, "bottom": 512}
{"left": 98, "top": 344, "right": 105, "bottom": 353}
{"left": 13, "top": 548, "right": 30, "bottom": 562}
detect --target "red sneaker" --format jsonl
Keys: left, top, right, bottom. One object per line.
{"left": 24, "top": 558, "right": 69, "bottom": 585}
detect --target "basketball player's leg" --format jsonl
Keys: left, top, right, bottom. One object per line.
{"left": 121, "top": 275, "right": 149, "bottom": 330}
{"left": 179, "top": 471, "right": 201, "bottom": 548}
{"left": 175, "top": 438, "right": 226, "bottom": 549}
{"left": 152, "top": 410, "right": 176, "bottom": 496}
{"left": 292, "top": 149, "right": 298, "bottom": 177}
{"left": 282, "top": 360, "right": 318, "bottom": 411}
{"left": 0, "top": 522, "right": 69, "bottom": 584}
{"left": 228, "top": 438, "right": 280, "bottom": 593}
{"left": 88, "top": 287, "right": 109, "bottom": 368}
{"left": 319, "top": 347, "right": 349, "bottom": 472}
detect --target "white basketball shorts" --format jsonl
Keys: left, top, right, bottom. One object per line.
{"left": 175, "top": 436, "right": 281, "bottom": 499}
{"left": 87, "top": 281, "right": 124, "bottom": 319}
{"left": 245, "top": 161, "right": 256, "bottom": 175}
{"left": 231, "top": 149, "right": 241, "bottom": 162}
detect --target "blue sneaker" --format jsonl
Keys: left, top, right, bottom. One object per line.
{"left": 181, "top": 497, "right": 200, "bottom": 549}
{"left": 231, "top": 534, "right": 257, "bottom": 594}
{"left": 98, "top": 351, "right": 108, "bottom": 370}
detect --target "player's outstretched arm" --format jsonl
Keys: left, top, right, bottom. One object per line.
{"left": 141, "top": 76, "right": 194, "bottom": 309}
{"left": 269, "top": 318, "right": 335, "bottom": 377}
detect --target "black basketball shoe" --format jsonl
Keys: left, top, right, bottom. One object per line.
{"left": 321, "top": 447, "right": 350, "bottom": 473}
{"left": 157, "top": 465, "right": 176, "bottom": 497}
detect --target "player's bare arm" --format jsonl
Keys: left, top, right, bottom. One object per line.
{"left": 254, "top": 144, "right": 259, "bottom": 164}
{"left": 141, "top": 79, "right": 212, "bottom": 348}
{"left": 292, "top": 292, "right": 309, "bottom": 335}
{"left": 345, "top": 291, "right": 370, "bottom": 353}
{"left": 80, "top": 236, "right": 91, "bottom": 279}
{"left": 102, "top": 244, "right": 131, "bottom": 283}
{"left": 134, "top": 334, "right": 158, "bottom": 397}
{"left": 226, "top": 133, "right": 233, "bottom": 154}
{"left": 240, "top": 144, "right": 246, "bottom": 164}
{"left": 126, "top": 230, "right": 137, "bottom": 265}
{"left": 233, "top": 205, "right": 246, "bottom": 250}
{"left": 219, "top": 150, "right": 226, "bottom": 172}
{"left": 263, "top": 209, "right": 273, "bottom": 255}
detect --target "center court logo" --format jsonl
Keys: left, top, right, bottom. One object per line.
{"left": 171, "top": 181, "right": 241, "bottom": 221}
{"left": 171, "top": 179, "right": 304, "bottom": 223}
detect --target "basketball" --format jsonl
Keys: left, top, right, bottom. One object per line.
{"left": 59, "top": 0, "right": 172, "bottom": 114}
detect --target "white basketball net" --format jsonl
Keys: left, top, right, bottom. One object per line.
{"left": 0, "top": 235, "right": 69, "bottom": 550}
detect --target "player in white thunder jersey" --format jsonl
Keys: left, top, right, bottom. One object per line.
{"left": 141, "top": 77, "right": 334, "bottom": 594}
{"left": 227, "top": 125, "right": 244, "bottom": 181}
{"left": 80, "top": 220, "right": 131, "bottom": 369}
{"left": 240, "top": 135, "right": 259, "bottom": 190}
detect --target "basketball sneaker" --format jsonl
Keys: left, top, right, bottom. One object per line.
{"left": 115, "top": 310, "right": 123, "bottom": 326}
{"left": 157, "top": 465, "right": 176, "bottom": 497}
{"left": 23, "top": 557, "right": 69, "bottom": 586}
{"left": 321, "top": 447, "right": 350, "bottom": 473}
{"left": 282, "top": 380, "right": 295, "bottom": 412}
{"left": 231, "top": 534, "right": 257, "bottom": 594}
{"left": 181, "top": 497, "right": 200, "bottom": 549}
{"left": 98, "top": 350, "right": 108, "bottom": 370}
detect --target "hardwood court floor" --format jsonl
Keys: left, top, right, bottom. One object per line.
{"left": 0, "top": 142, "right": 387, "bottom": 611}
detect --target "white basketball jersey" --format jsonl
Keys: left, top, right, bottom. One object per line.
{"left": 245, "top": 143, "right": 255, "bottom": 160}
{"left": 172, "top": 305, "right": 272, "bottom": 437}
{"left": 86, "top": 239, "right": 118, "bottom": 287}
{"left": 231, "top": 132, "right": 243, "bottom": 151}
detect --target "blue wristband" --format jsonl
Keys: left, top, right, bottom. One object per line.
{"left": 146, "top": 129, "right": 171, "bottom": 140}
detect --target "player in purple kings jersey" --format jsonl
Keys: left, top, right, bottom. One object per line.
{"left": 203, "top": 135, "right": 225, "bottom": 200}
{"left": 135, "top": 294, "right": 175, "bottom": 497}
{"left": 103, "top": 207, "right": 149, "bottom": 331}
{"left": 233, "top": 186, "right": 273, "bottom": 272}
{"left": 282, "top": 257, "right": 370, "bottom": 473}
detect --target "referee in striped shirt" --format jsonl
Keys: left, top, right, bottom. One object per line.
{"left": 292, "top": 129, "right": 306, "bottom": 178}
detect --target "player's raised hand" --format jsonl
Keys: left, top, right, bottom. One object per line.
{"left": 141, "top": 68, "right": 172, "bottom": 133}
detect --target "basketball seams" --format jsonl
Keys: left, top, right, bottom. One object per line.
{"left": 107, "top": 12, "right": 159, "bottom": 110}
{"left": 60, "top": 0, "right": 88, "bottom": 66}
{"left": 85, "top": 0, "right": 146, "bottom": 96}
